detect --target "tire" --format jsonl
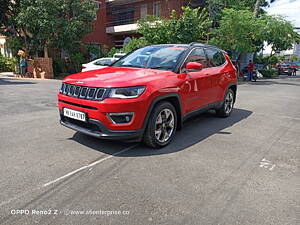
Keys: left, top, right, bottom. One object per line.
{"left": 216, "top": 89, "right": 235, "bottom": 118}
{"left": 143, "top": 101, "right": 177, "bottom": 148}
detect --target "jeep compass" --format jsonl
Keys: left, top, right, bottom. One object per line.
{"left": 58, "top": 43, "right": 237, "bottom": 148}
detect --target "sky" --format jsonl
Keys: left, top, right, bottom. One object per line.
{"left": 265, "top": 0, "right": 300, "bottom": 27}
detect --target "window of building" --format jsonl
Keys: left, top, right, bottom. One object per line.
{"left": 112, "top": 8, "right": 135, "bottom": 26}
{"left": 140, "top": 4, "right": 148, "bottom": 19}
{"left": 91, "top": 0, "right": 100, "bottom": 20}
{"left": 153, "top": 2, "right": 161, "bottom": 17}
{"left": 94, "top": 2, "right": 100, "bottom": 10}
{"left": 205, "top": 48, "right": 226, "bottom": 67}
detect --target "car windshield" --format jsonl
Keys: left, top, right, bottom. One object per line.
{"left": 94, "top": 59, "right": 113, "bottom": 66}
{"left": 112, "top": 45, "right": 187, "bottom": 71}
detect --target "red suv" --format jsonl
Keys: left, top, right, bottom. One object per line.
{"left": 58, "top": 43, "right": 237, "bottom": 148}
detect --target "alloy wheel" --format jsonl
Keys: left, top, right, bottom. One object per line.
{"left": 154, "top": 109, "right": 175, "bottom": 143}
{"left": 224, "top": 92, "right": 234, "bottom": 114}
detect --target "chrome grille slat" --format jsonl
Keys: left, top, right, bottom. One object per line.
{"left": 95, "top": 88, "right": 106, "bottom": 100}
{"left": 74, "top": 86, "right": 81, "bottom": 97}
{"left": 80, "top": 87, "right": 88, "bottom": 98}
{"left": 61, "top": 83, "right": 106, "bottom": 101}
{"left": 87, "top": 88, "right": 96, "bottom": 99}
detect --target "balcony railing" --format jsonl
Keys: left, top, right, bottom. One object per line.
{"left": 106, "top": 0, "right": 143, "bottom": 5}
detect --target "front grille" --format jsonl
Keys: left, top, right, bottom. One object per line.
{"left": 59, "top": 100, "right": 98, "bottom": 110}
{"left": 60, "top": 83, "right": 106, "bottom": 101}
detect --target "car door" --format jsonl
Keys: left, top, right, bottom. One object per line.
{"left": 204, "top": 48, "right": 227, "bottom": 103}
{"left": 180, "top": 48, "right": 212, "bottom": 112}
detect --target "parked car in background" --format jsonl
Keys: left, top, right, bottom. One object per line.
{"left": 82, "top": 58, "right": 117, "bottom": 72}
{"left": 58, "top": 43, "right": 237, "bottom": 148}
{"left": 113, "top": 53, "right": 126, "bottom": 59}
{"left": 290, "top": 62, "right": 300, "bottom": 71}
{"left": 277, "top": 64, "right": 293, "bottom": 75}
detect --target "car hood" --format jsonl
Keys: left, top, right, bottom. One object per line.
{"left": 64, "top": 67, "right": 173, "bottom": 87}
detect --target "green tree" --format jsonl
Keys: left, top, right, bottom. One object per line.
{"left": 278, "top": 56, "right": 285, "bottom": 62}
{"left": 261, "top": 15, "right": 300, "bottom": 56}
{"left": 2, "top": 0, "right": 96, "bottom": 57}
{"left": 290, "top": 55, "right": 298, "bottom": 62}
{"left": 210, "top": 9, "right": 263, "bottom": 54}
{"left": 123, "top": 37, "right": 148, "bottom": 53}
{"left": 207, "top": 0, "right": 268, "bottom": 25}
{"left": 137, "top": 7, "right": 211, "bottom": 45}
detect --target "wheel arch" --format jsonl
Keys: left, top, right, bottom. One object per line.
{"left": 228, "top": 83, "right": 237, "bottom": 103}
{"left": 142, "top": 93, "right": 183, "bottom": 131}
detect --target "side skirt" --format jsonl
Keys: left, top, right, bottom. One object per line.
{"left": 182, "top": 101, "right": 223, "bottom": 123}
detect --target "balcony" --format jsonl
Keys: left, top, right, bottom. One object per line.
{"left": 106, "top": 6, "right": 140, "bottom": 34}
{"left": 106, "top": 0, "right": 143, "bottom": 5}
{"left": 106, "top": 23, "right": 139, "bottom": 34}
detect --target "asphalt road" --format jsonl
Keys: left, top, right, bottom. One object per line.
{"left": 0, "top": 72, "right": 299, "bottom": 225}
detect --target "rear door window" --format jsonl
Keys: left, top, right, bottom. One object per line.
{"left": 205, "top": 49, "right": 226, "bottom": 67}
{"left": 184, "top": 48, "right": 209, "bottom": 68}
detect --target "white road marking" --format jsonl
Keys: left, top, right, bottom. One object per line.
{"left": 43, "top": 144, "right": 138, "bottom": 187}
{"left": 259, "top": 158, "right": 276, "bottom": 171}
{"left": 0, "top": 144, "right": 138, "bottom": 207}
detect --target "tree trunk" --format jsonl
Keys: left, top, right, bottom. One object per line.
{"left": 44, "top": 46, "right": 49, "bottom": 58}
{"left": 254, "top": 0, "right": 261, "bottom": 17}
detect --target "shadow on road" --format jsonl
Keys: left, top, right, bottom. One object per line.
{"left": 72, "top": 108, "right": 252, "bottom": 157}
{"left": 0, "top": 78, "right": 36, "bottom": 85}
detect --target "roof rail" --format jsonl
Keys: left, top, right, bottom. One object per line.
{"left": 189, "top": 42, "right": 205, "bottom": 47}
{"left": 189, "top": 42, "right": 227, "bottom": 53}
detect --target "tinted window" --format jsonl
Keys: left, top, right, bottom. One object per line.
{"left": 94, "top": 59, "right": 113, "bottom": 66}
{"left": 205, "top": 49, "right": 226, "bottom": 67}
{"left": 113, "top": 45, "right": 187, "bottom": 71}
{"left": 184, "top": 48, "right": 208, "bottom": 68}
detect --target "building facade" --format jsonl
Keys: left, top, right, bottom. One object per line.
{"left": 0, "top": 35, "right": 12, "bottom": 58}
{"left": 82, "top": 0, "right": 205, "bottom": 49}
{"left": 292, "top": 27, "right": 300, "bottom": 57}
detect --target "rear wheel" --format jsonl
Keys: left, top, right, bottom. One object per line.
{"left": 143, "top": 101, "right": 177, "bottom": 148}
{"left": 216, "top": 89, "right": 235, "bottom": 118}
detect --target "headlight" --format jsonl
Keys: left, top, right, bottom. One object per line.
{"left": 108, "top": 86, "right": 145, "bottom": 99}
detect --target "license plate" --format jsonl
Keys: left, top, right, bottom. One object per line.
{"left": 63, "top": 108, "right": 86, "bottom": 122}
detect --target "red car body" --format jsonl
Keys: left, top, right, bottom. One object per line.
{"left": 290, "top": 62, "right": 300, "bottom": 70}
{"left": 58, "top": 43, "right": 237, "bottom": 147}
{"left": 277, "top": 64, "right": 293, "bottom": 75}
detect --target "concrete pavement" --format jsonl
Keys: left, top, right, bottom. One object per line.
{"left": 0, "top": 72, "right": 299, "bottom": 225}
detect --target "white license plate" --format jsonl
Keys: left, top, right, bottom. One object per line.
{"left": 63, "top": 108, "right": 86, "bottom": 122}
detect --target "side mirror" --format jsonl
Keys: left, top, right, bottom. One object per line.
{"left": 186, "top": 62, "right": 203, "bottom": 71}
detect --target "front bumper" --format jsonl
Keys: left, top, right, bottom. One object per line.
{"left": 60, "top": 114, "right": 143, "bottom": 141}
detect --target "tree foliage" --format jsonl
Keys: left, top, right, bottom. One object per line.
{"left": 1, "top": 0, "right": 96, "bottom": 56}
{"left": 207, "top": 0, "right": 268, "bottom": 25}
{"left": 211, "top": 8, "right": 300, "bottom": 56}
{"left": 136, "top": 7, "right": 211, "bottom": 45}
{"left": 123, "top": 7, "right": 211, "bottom": 53}
{"left": 261, "top": 15, "right": 300, "bottom": 56}
{"left": 123, "top": 37, "right": 148, "bottom": 54}
{"left": 211, "top": 9, "right": 262, "bottom": 54}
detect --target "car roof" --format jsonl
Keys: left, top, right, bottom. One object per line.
{"left": 148, "top": 43, "right": 227, "bottom": 53}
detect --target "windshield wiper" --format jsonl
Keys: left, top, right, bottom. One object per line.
{"left": 149, "top": 66, "right": 174, "bottom": 70}
{"left": 121, "top": 65, "right": 144, "bottom": 68}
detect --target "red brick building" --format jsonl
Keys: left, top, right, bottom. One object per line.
{"left": 82, "top": 0, "right": 205, "bottom": 49}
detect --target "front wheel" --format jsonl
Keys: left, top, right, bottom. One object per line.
{"left": 216, "top": 89, "right": 235, "bottom": 118}
{"left": 143, "top": 101, "right": 177, "bottom": 148}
